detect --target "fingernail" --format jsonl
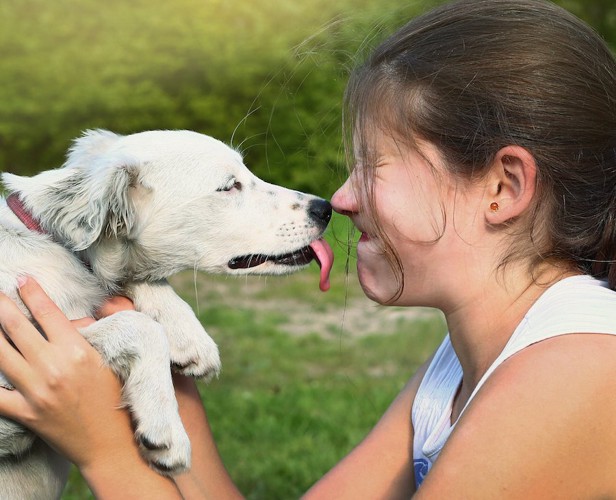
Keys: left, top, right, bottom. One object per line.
{"left": 16, "top": 276, "right": 28, "bottom": 288}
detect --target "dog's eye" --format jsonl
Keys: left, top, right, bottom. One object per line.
{"left": 217, "top": 178, "right": 242, "bottom": 192}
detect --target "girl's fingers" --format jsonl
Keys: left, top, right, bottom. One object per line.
{"left": 0, "top": 318, "right": 37, "bottom": 391}
{"left": 71, "top": 318, "right": 96, "bottom": 329}
{"left": 17, "top": 277, "right": 79, "bottom": 345}
{"left": 95, "top": 296, "right": 135, "bottom": 319}
{"left": 0, "top": 387, "right": 28, "bottom": 423}
{"left": 0, "top": 290, "right": 48, "bottom": 362}
{"left": 69, "top": 297, "right": 134, "bottom": 330}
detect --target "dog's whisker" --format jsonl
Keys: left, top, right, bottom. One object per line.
{"left": 234, "top": 132, "right": 267, "bottom": 156}
{"left": 230, "top": 105, "right": 262, "bottom": 151}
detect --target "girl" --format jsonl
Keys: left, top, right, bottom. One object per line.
{"left": 2, "top": 0, "right": 616, "bottom": 496}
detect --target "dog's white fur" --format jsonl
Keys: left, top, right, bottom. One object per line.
{"left": 0, "top": 129, "right": 331, "bottom": 498}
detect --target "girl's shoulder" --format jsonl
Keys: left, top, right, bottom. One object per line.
{"left": 500, "top": 274, "right": 616, "bottom": 359}
{"left": 414, "top": 276, "right": 616, "bottom": 497}
{"left": 525, "top": 274, "right": 616, "bottom": 333}
{"left": 417, "top": 331, "right": 616, "bottom": 497}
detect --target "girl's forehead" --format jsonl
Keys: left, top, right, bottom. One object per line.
{"left": 353, "top": 128, "right": 403, "bottom": 157}
{"left": 354, "top": 129, "right": 436, "bottom": 163}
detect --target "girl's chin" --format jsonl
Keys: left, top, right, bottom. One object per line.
{"left": 358, "top": 280, "right": 395, "bottom": 305}
{"left": 356, "top": 262, "right": 396, "bottom": 305}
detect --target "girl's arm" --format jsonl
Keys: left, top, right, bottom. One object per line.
{"left": 169, "top": 362, "right": 431, "bottom": 500}
{"left": 302, "top": 356, "right": 432, "bottom": 500}
{"left": 172, "top": 373, "right": 244, "bottom": 499}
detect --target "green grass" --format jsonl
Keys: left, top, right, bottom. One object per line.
{"left": 61, "top": 214, "right": 447, "bottom": 499}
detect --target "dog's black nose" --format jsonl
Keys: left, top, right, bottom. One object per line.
{"left": 308, "top": 198, "right": 332, "bottom": 229}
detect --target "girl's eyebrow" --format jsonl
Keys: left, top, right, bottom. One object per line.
{"left": 353, "top": 154, "right": 387, "bottom": 170}
{"left": 375, "top": 154, "right": 390, "bottom": 166}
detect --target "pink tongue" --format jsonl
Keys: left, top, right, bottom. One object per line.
{"left": 309, "top": 238, "right": 334, "bottom": 292}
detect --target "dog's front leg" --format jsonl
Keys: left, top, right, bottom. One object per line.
{"left": 123, "top": 280, "right": 221, "bottom": 381}
{"left": 79, "top": 311, "right": 191, "bottom": 475}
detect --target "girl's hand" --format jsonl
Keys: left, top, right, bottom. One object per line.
{"left": 0, "top": 277, "right": 181, "bottom": 497}
{"left": 0, "top": 277, "right": 133, "bottom": 469}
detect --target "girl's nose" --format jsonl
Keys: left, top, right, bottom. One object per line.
{"left": 331, "top": 176, "right": 359, "bottom": 216}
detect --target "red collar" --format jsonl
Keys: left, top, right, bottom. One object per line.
{"left": 6, "top": 193, "right": 46, "bottom": 234}
{"left": 6, "top": 193, "right": 95, "bottom": 272}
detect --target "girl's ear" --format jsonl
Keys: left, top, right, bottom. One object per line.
{"left": 485, "top": 145, "right": 537, "bottom": 225}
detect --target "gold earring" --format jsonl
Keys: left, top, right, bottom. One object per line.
{"left": 490, "top": 202, "right": 499, "bottom": 212}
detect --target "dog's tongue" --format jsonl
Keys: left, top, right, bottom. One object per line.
{"left": 310, "top": 238, "right": 334, "bottom": 292}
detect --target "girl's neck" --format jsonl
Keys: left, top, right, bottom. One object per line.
{"left": 444, "top": 264, "right": 578, "bottom": 404}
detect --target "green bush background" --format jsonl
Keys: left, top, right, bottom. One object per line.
{"left": 0, "top": 0, "right": 433, "bottom": 198}
{"left": 2, "top": 0, "right": 613, "bottom": 198}
{"left": 1, "top": 0, "right": 614, "bottom": 498}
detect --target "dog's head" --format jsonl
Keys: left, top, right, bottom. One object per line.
{"left": 2, "top": 130, "right": 333, "bottom": 285}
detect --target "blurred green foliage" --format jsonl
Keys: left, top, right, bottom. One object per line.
{"left": 0, "top": 0, "right": 613, "bottom": 199}
{"left": 0, "top": 0, "right": 436, "bottom": 198}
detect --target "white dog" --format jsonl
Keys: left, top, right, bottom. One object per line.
{"left": 0, "top": 129, "right": 334, "bottom": 499}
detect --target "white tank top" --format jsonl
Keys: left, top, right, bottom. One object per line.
{"left": 412, "top": 275, "right": 616, "bottom": 488}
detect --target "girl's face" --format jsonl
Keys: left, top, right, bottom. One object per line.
{"left": 332, "top": 133, "right": 487, "bottom": 308}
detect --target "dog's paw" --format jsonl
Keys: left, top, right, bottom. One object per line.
{"left": 134, "top": 411, "right": 191, "bottom": 475}
{"left": 170, "top": 331, "right": 221, "bottom": 381}
{"left": 124, "top": 281, "right": 222, "bottom": 381}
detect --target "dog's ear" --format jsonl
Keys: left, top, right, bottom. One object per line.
{"left": 3, "top": 130, "right": 141, "bottom": 251}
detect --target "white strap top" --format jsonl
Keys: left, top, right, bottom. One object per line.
{"left": 412, "top": 275, "right": 616, "bottom": 488}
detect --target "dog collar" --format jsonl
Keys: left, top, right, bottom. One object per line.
{"left": 5, "top": 193, "right": 95, "bottom": 272}
{"left": 6, "top": 193, "right": 46, "bottom": 235}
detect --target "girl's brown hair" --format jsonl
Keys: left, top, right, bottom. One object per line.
{"left": 344, "top": 0, "right": 616, "bottom": 300}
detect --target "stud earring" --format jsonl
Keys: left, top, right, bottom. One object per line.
{"left": 490, "top": 202, "right": 499, "bottom": 212}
